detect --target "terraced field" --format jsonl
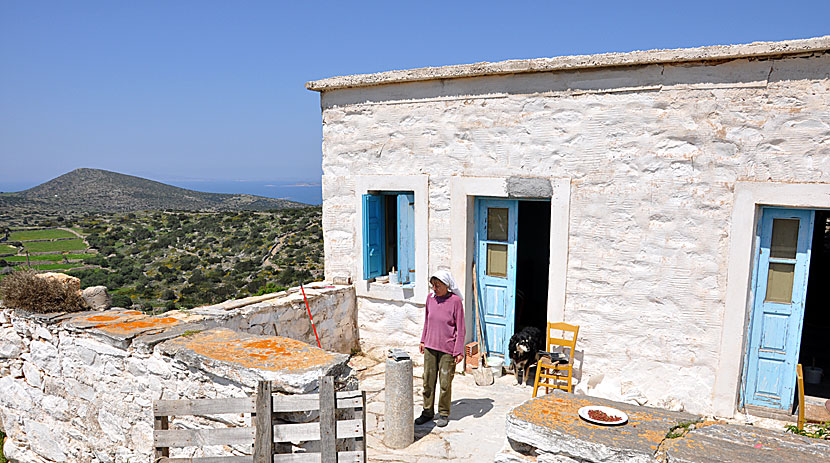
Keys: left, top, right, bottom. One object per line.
{"left": 1, "top": 228, "right": 93, "bottom": 273}
{"left": 9, "top": 229, "right": 76, "bottom": 240}
{"left": 22, "top": 239, "right": 87, "bottom": 253}
{"left": 1, "top": 208, "right": 324, "bottom": 311}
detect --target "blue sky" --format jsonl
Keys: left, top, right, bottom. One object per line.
{"left": 1, "top": 1, "right": 828, "bottom": 199}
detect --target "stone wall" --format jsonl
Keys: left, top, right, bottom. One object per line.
{"left": 356, "top": 297, "right": 424, "bottom": 361}
{"left": 192, "top": 285, "right": 358, "bottom": 354}
{"left": 317, "top": 52, "right": 830, "bottom": 413}
{"left": 0, "top": 284, "right": 357, "bottom": 463}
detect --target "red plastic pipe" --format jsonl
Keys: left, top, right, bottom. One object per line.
{"left": 300, "top": 283, "right": 322, "bottom": 348}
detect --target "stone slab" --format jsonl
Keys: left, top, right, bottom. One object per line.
{"left": 90, "top": 315, "right": 181, "bottom": 348}
{"left": 507, "top": 392, "right": 699, "bottom": 462}
{"left": 660, "top": 422, "right": 830, "bottom": 463}
{"left": 132, "top": 321, "right": 214, "bottom": 352}
{"left": 62, "top": 309, "right": 145, "bottom": 330}
{"left": 156, "top": 327, "right": 351, "bottom": 393}
{"left": 306, "top": 36, "right": 830, "bottom": 91}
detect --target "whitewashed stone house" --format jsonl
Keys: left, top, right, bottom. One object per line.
{"left": 306, "top": 36, "right": 830, "bottom": 418}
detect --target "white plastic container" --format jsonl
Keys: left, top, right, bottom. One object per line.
{"left": 804, "top": 366, "right": 823, "bottom": 385}
{"left": 488, "top": 357, "right": 504, "bottom": 378}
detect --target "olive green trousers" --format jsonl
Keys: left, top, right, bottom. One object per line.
{"left": 422, "top": 348, "right": 456, "bottom": 417}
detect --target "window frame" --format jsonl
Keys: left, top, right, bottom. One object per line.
{"left": 361, "top": 191, "right": 415, "bottom": 283}
{"left": 355, "top": 175, "right": 429, "bottom": 302}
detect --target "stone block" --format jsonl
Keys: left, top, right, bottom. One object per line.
{"left": 81, "top": 286, "right": 112, "bottom": 311}
{"left": 22, "top": 361, "right": 42, "bottom": 388}
{"left": 0, "top": 327, "right": 24, "bottom": 358}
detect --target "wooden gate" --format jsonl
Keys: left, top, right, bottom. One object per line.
{"left": 153, "top": 377, "right": 367, "bottom": 463}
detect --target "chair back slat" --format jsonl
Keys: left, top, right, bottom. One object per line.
{"left": 545, "top": 322, "right": 579, "bottom": 362}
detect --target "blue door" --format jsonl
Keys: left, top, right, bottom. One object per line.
{"left": 742, "top": 207, "right": 814, "bottom": 409}
{"left": 475, "top": 198, "right": 518, "bottom": 365}
{"left": 396, "top": 193, "right": 415, "bottom": 284}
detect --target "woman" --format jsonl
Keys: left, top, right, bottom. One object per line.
{"left": 415, "top": 270, "right": 466, "bottom": 428}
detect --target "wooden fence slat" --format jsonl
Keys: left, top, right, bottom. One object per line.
{"left": 360, "top": 391, "right": 367, "bottom": 463}
{"left": 254, "top": 381, "right": 274, "bottom": 463}
{"left": 274, "top": 422, "right": 320, "bottom": 442}
{"left": 272, "top": 419, "right": 364, "bottom": 443}
{"left": 271, "top": 391, "right": 363, "bottom": 412}
{"left": 334, "top": 419, "right": 364, "bottom": 439}
{"left": 337, "top": 451, "right": 366, "bottom": 463}
{"left": 153, "top": 427, "right": 255, "bottom": 447}
{"left": 319, "top": 376, "right": 336, "bottom": 463}
{"left": 154, "top": 397, "right": 256, "bottom": 416}
{"left": 271, "top": 450, "right": 365, "bottom": 463}
{"left": 154, "top": 415, "right": 170, "bottom": 460}
{"left": 160, "top": 456, "right": 253, "bottom": 463}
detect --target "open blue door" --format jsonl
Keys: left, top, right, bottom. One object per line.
{"left": 397, "top": 193, "right": 415, "bottom": 284}
{"left": 742, "top": 207, "right": 814, "bottom": 410}
{"left": 362, "top": 194, "right": 385, "bottom": 280}
{"left": 475, "top": 198, "right": 518, "bottom": 365}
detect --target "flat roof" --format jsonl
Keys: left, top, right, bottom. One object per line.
{"left": 306, "top": 36, "right": 830, "bottom": 92}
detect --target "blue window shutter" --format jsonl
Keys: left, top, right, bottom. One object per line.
{"left": 397, "top": 193, "right": 415, "bottom": 284}
{"left": 362, "top": 194, "right": 385, "bottom": 280}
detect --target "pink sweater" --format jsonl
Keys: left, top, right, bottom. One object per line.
{"left": 420, "top": 293, "right": 466, "bottom": 357}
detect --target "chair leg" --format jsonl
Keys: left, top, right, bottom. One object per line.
{"left": 532, "top": 363, "right": 544, "bottom": 398}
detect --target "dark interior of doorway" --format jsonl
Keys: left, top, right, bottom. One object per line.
{"left": 515, "top": 200, "right": 551, "bottom": 335}
{"left": 799, "top": 209, "right": 830, "bottom": 400}
{"left": 383, "top": 196, "right": 398, "bottom": 275}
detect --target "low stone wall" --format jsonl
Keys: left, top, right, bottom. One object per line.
{"left": 0, "top": 284, "right": 358, "bottom": 463}
{"left": 194, "top": 284, "right": 358, "bottom": 354}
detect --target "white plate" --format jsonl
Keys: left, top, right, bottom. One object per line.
{"left": 578, "top": 406, "right": 629, "bottom": 425}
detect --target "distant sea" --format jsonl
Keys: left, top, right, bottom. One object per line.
{"left": 0, "top": 179, "right": 323, "bottom": 205}
{"left": 167, "top": 180, "right": 322, "bottom": 205}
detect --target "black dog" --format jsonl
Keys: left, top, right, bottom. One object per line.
{"left": 508, "top": 326, "right": 544, "bottom": 386}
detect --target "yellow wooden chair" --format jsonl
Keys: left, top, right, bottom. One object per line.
{"left": 532, "top": 322, "right": 579, "bottom": 397}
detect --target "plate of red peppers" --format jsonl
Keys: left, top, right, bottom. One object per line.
{"left": 578, "top": 405, "right": 629, "bottom": 426}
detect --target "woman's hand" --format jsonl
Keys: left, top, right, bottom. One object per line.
{"left": 419, "top": 342, "right": 425, "bottom": 354}
{"left": 454, "top": 354, "right": 463, "bottom": 364}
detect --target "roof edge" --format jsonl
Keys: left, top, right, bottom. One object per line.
{"left": 306, "top": 36, "right": 830, "bottom": 92}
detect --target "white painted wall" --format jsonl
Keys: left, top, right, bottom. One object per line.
{"left": 318, "top": 53, "right": 830, "bottom": 415}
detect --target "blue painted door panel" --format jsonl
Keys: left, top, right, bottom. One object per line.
{"left": 475, "top": 198, "right": 518, "bottom": 365}
{"left": 742, "top": 207, "right": 814, "bottom": 410}
{"left": 397, "top": 193, "right": 415, "bottom": 284}
{"left": 362, "top": 194, "right": 385, "bottom": 280}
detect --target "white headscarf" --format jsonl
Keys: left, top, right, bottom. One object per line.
{"left": 430, "top": 269, "right": 463, "bottom": 301}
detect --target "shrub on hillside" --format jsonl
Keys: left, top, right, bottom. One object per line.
{"left": 0, "top": 270, "right": 85, "bottom": 313}
{"left": 112, "top": 294, "right": 132, "bottom": 308}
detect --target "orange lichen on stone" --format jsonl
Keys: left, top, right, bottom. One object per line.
{"left": 86, "top": 315, "right": 120, "bottom": 322}
{"left": 100, "top": 316, "right": 180, "bottom": 335}
{"left": 171, "top": 329, "right": 334, "bottom": 372}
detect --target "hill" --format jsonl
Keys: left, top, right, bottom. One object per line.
{"left": 0, "top": 168, "right": 306, "bottom": 213}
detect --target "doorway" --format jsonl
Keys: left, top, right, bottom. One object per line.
{"left": 742, "top": 207, "right": 814, "bottom": 410}
{"left": 515, "top": 201, "right": 551, "bottom": 334}
{"left": 474, "top": 198, "right": 550, "bottom": 365}
{"left": 799, "top": 210, "right": 830, "bottom": 400}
